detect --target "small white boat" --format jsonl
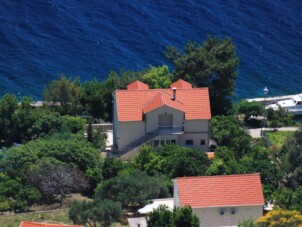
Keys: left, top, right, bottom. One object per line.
{"left": 266, "top": 94, "right": 302, "bottom": 115}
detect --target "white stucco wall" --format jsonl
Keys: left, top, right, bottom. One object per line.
{"left": 151, "top": 134, "right": 179, "bottom": 146}
{"left": 179, "top": 133, "right": 209, "bottom": 151}
{"left": 173, "top": 179, "right": 181, "bottom": 208}
{"left": 113, "top": 94, "right": 119, "bottom": 146}
{"left": 193, "top": 205, "right": 263, "bottom": 227}
{"left": 145, "top": 106, "right": 184, "bottom": 133}
{"left": 119, "top": 121, "right": 145, "bottom": 149}
{"left": 184, "top": 120, "right": 209, "bottom": 133}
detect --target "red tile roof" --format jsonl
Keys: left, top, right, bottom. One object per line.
{"left": 206, "top": 152, "right": 215, "bottom": 159}
{"left": 170, "top": 79, "right": 192, "bottom": 89}
{"left": 127, "top": 80, "right": 149, "bottom": 90}
{"left": 115, "top": 80, "right": 211, "bottom": 122}
{"left": 176, "top": 173, "right": 264, "bottom": 208}
{"left": 143, "top": 92, "right": 185, "bottom": 113}
{"left": 20, "top": 221, "right": 83, "bottom": 227}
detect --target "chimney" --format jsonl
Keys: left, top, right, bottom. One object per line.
{"left": 172, "top": 87, "right": 176, "bottom": 100}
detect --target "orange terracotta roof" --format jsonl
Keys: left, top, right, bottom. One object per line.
{"left": 170, "top": 79, "right": 192, "bottom": 89}
{"left": 176, "top": 173, "right": 264, "bottom": 208}
{"left": 20, "top": 221, "right": 83, "bottom": 227}
{"left": 206, "top": 152, "right": 215, "bottom": 159}
{"left": 127, "top": 80, "right": 149, "bottom": 90}
{"left": 115, "top": 82, "right": 211, "bottom": 122}
{"left": 143, "top": 92, "right": 185, "bottom": 113}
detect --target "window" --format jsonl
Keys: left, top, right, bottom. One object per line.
{"left": 154, "top": 139, "right": 177, "bottom": 147}
{"left": 230, "top": 208, "right": 237, "bottom": 215}
{"left": 219, "top": 208, "right": 225, "bottom": 215}
{"left": 200, "top": 139, "right": 205, "bottom": 145}
{"left": 185, "top": 140, "right": 193, "bottom": 145}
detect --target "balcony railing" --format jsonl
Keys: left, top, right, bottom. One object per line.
{"left": 158, "top": 126, "right": 184, "bottom": 134}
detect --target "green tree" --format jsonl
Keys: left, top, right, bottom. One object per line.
{"left": 0, "top": 94, "right": 19, "bottom": 147}
{"left": 238, "top": 144, "right": 282, "bottom": 199}
{"left": 101, "top": 72, "right": 120, "bottom": 121}
{"left": 43, "top": 76, "right": 81, "bottom": 115}
{"left": 211, "top": 115, "right": 252, "bottom": 159}
{"left": 238, "top": 100, "right": 264, "bottom": 123}
{"left": 12, "top": 96, "right": 36, "bottom": 143}
{"left": 273, "top": 187, "right": 302, "bottom": 212}
{"left": 166, "top": 36, "right": 239, "bottom": 115}
{"left": 147, "top": 205, "right": 174, "bottom": 227}
{"left": 207, "top": 146, "right": 239, "bottom": 175}
{"left": 147, "top": 205, "right": 200, "bottom": 227}
{"left": 102, "top": 158, "right": 125, "bottom": 180}
{"left": 281, "top": 129, "right": 302, "bottom": 188}
{"left": 0, "top": 173, "right": 41, "bottom": 213}
{"left": 4, "top": 138, "right": 103, "bottom": 188}
{"left": 118, "top": 68, "right": 143, "bottom": 89}
{"left": 157, "top": 145, "right": 210, "bottom": 178}
{"left": 25, "top": 113, "right": 85, "bottom": 141}
{"left": 173, "top": 206, "right": 200, "bottom": 227}
{"left": 238, "top": 219, "right": 259, "bottom": 227}
{"left": 79, "top": 80, "right": 107, "bottom": 120}
{"left": 134, "top": 145, "right": 164, "bottom": 176}
{"left": 267, "top": 107, "right": 295, "bottom": 128}
{"left": 142, "top": 65, "right": 173, "bottom": 88}
{"left": 95, "top": 169, "right": 169, "bottom": 209}
{"left": 69, "top": 199, "right": 122, "bottom": 227}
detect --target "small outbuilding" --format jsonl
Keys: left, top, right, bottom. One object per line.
{"left": 174, "top": 173, "right": 264, "bottom": 227}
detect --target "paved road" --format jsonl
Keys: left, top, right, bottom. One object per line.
{"left": 247, "top": 127, "right": 299, "bottom": 138}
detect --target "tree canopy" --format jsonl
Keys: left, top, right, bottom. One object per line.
{"left": 69, "top": 199, "right": 122, "bottom": 227}
{"left": 166, "top": 35, "right": 239, "bottom": 115}
{"left": 43, "top": 76, "right": 81, "bottom": 115}
{"left": 95, "top": 169, "right": 170, "bottom": 209}
{"left": 134, "top": 145, "right": 210, "bottom": 179}
{"left": 147, "top": 205, "right": 200, "bottom": 227}
{"left": 142, "top": 65, "right": 173, "bottom": 88}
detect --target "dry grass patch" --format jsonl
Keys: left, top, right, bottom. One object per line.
{"left": 266, "top": 131, "right": 294, "bottom": 147}
{"left": 0, "top": 194, "right": 128, "bottom": 227}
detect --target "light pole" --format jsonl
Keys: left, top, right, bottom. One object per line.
{"left": 262, "top": 87, "right": 269, "bottom": 139}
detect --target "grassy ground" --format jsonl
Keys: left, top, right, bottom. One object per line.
{"left": 266, "top": 131, "right": 294, "bottom": 147}
{"left": 0, "top": 209, "right": 128, "bottom": 227}
{"left": 0, "top": 194, "right": 128, "bottom": 227}
{"left": 0, "top": 209, "right": 71, "bottom": 227}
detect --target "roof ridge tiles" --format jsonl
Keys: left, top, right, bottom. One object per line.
{"left": 142, "top": 91, "right": 164, "bottom": 107}
{"left": 176, "top": 173, "right": 260, "bottom": 180}
{"left": 116, "top": 87, "right": 209, "bottom": 92}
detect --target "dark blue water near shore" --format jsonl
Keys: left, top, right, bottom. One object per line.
{"left": 1, "top": 0, "right": 302, "bottom": 100}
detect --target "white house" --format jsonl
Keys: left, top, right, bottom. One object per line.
{"left": 112, "top": 79, "right": 211, "bottom": 160}
{"left": 173, "top": 173, "right": 264, "bottom": 227}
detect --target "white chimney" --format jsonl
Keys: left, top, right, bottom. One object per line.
{"left": 172, "top": 87, "right": 176, "bottom": 100}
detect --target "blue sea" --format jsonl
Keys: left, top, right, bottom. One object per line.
{"left": 0, "top": 0, "right": 302, "bottom": 100}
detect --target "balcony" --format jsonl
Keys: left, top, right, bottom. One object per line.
{"left": 158, "top": 126, "right": 184, "bottom": 134}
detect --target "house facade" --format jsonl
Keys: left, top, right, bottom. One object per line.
{"left": 112, "top": 79, "right": 211, "bottom": 160}
{"left": 174, "top": 173, "right": 265, "bottom": 227}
